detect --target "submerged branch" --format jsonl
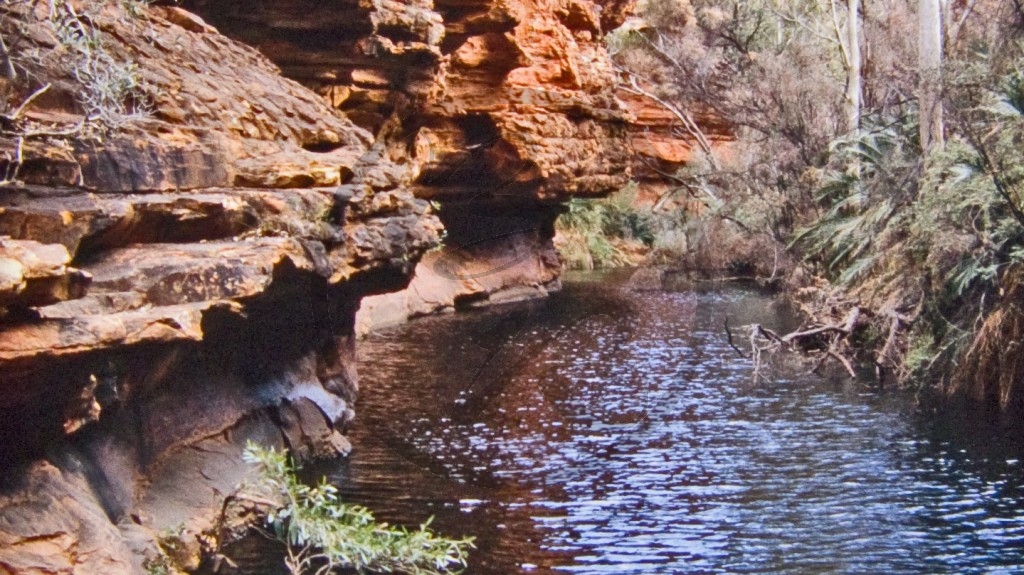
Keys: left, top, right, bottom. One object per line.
{"left": 724, "top": 316, "right": 748, "bottom": 358}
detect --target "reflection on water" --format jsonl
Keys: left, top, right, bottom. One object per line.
{"left": 332, "top": 272, "right": 1024, "bottom": 574}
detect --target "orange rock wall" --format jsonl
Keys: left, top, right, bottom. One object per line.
{"left": 0, "top": 4, "right": 439, "bottom": 573}
{"left": 0, "top": 0, "right": 725, "bottom": 571}
{"left": 180, "top": 0, "right": 633, "bottom": 201}
{"left": 174, "top": 0, "right": 646, "bottom": 320}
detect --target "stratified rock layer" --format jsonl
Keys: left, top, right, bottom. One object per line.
{"left": 179, "top": 0, "right": 635, "bottom": 312}
{"left": 0, "top": 238, "right": 89, "bottom": 313}
{"left": 0, "top": 3, "right": 438, "bottom": 574}
{"left": 180, "top": 0, "right": 632, "bottom": 198}
{"left": 0, "top": 0, "right": 671, "bottom": 572}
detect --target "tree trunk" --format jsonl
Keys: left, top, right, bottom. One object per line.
{"left": 919, "top": 0, "right": 944, "bottom": 151}
{"left": 845, "top": 0, "right": 862, "bottom": 134}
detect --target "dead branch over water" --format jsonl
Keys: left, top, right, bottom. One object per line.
{"left": 731, "top": 306, "right": 866, "bottom": 382}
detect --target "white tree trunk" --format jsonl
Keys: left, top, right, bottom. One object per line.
{"left": 919, "top": 0, "right": 944, "bottom": 151}
{"left": 845, "top": 0, "right": 862, "bottom": 134}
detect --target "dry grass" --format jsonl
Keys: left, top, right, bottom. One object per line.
{"left": 951, "top": 267, "right": 1024, "bottom": 413}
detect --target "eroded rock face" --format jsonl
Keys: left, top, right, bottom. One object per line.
{"left": 0, "top": 238, "right": 90, "bottom": 314}
{"left": 0, "top": 0, "right": 440, "bottom": 426}
{"left": 0, "top": 3, "right": 438, "bottom": 573}
{"left": 175, "top": 0, "right": 637, "bottom": 319}
{"left": 0, "top": 0, "right": 672, "bottom": 571}
{"left": 618, "top": 88, "right": 733, "bottom": 180}
{"left": 180, "top": 0, "right": 632, "bottom": 198}
{"left": 0, "top": 458, "right": 134, "bottom": 575}
{"left": 357, "top": 221, "right": 563, "bottom": 335}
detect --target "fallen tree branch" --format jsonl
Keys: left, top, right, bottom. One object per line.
{"left": 781, "top": 306, "right": 861, "bottom": 344}
{"left": 827, "top": 348, "right": 857, "bottom": 378}
{"left": 746, "top": 306, "right": 863, "bottom": 381}
{"left": 781, "top": 324, "right": 848, "bottom": 343}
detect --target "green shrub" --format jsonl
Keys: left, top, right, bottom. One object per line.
{"left": 242, "top": 443, "right": 474, "bottom": 575}
{"left": 556, "top": 184, "right": 685, "bottom": 270}
{"left": 790, "top": 123, "right": 915, "bottom": 286}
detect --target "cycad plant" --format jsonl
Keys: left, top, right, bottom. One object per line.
{"left": 792, "top": 50, "right": 1024, "bottom": 381}
{"left": 791, "top": 122, "right": 917, "bottom": 286}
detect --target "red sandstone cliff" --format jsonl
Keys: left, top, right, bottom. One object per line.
{"left": 0, "top": 3, "right": 441, "bottom": 573}
{"left": 0, "top": 0, "right": 731, "bottom": 571}
{"left": 176, "top": 0, "right": 641, "bottom": 320}
{"left": 171, "top": 0, "right": 732, "bottom": 329}
{"left": 179, "top": 0, "right": 631, "bottom": 197}
{"left": 0, "top": 0, "right": 651, "bottom": 572}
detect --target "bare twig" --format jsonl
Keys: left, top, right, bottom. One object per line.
{"left": 876, "top": 313, "right": 901, "bottom": 368}
{"left": 755, "top": 324, "right": 784, "bottom": 344}
{"left": 771, "top": 6, "right": 844, "bottom": 57}
{"left": 724, "top": 316, "right": 748, "bottom": 358}
{"left": 827, "top": 348, "right": 857, "bottom": 378}
{"left": 829, "top": 0, "right": 851, "bottom": 69}
{"left": 781, "top": 324, "right": 847, "bottom": 342}
{"left": 750, "top": 325, "right": 765, "bottom": 381}
{"left": 615, "top": 68, "right": 721, "bottom": 170}
{"left": 947, "top": 0, "right": 980, "bottom": 50}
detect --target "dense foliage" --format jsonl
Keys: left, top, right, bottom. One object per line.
{"left": 555, "top": 181, "right": 707, "bottom": 270}
{"left": 609, "top": 0, "right": 1024, "bottom": 394}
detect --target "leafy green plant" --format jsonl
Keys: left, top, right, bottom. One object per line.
{"left": 789, "top": 46, "right": 1024, "bottom": 383}
{"left": 790, "top": 124, "right": 917, "bottom": 285}
{"left": 555, "top": 184, "right": 679, "bottom": 270}
{"left": 242, "top": 443, "right": 474, "bottom": 575}
{"left": 558, "top": 198, "right": 635, "bottom": 270}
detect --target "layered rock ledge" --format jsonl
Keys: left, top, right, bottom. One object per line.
{"left": 0, "top": 0, "right": 684, "bottom": 572}
{"left": 0, "top": 3, "right": 439, "bottom": 573}
{"left": 177, "top": 0, "right": 637, "bottom": 321}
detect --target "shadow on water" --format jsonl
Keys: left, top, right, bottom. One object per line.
{"left": 327, "top": 271, "right": 1024, "bottom": 575}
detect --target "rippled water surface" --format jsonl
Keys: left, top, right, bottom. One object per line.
{"left": 333, "top": 271, "right": 1024, "bottom": 574}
